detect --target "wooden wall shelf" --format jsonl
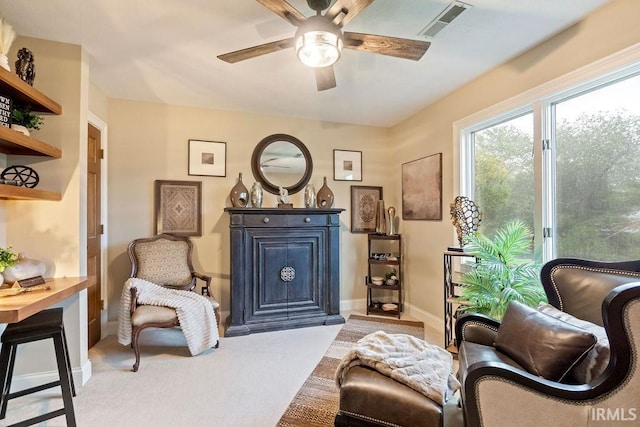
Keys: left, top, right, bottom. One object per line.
{"left": 0, "top": 67, "right": 62, "bottom": 114}
{"left": 0, "top": 126, "right": 62, "bottom": 158}
{"left": 0, "top": 183, "right": 61, "bottom": 201}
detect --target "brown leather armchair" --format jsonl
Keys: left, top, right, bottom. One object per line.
{"left": 456, "top": 258, "right": 640, "bottom": 427}
{"left": 126, "top": 234, "right": 220, "bottom": 372}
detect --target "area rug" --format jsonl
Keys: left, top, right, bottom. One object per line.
{"left": 276, "top": 315, "right": 425, "bottom": 427}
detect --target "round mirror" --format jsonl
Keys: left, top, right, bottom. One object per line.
{"left": 251, "top": 134, "right": 313, "bottom": 195}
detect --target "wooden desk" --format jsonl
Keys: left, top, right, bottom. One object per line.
{"left": 0, "top": 276, "right": 95, "bottom": 323}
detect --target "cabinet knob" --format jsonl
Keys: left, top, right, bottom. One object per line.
{"left": 304, "top": 217, "right": 311, "bottom": 223}
{"left": 263, "top": 217, "right": 270, "bottom": 223}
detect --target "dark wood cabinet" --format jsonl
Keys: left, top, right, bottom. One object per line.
{"left": 224, "top": 208, "right": 345, "bottom": 336}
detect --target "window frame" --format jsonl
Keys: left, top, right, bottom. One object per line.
{"left": 454, "top": 45, "right": 640, "bottom": 262}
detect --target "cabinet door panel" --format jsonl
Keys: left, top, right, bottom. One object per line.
{"left": 287, "top": 233, "right": 325, "bottom": 317}
{"left": 247, "top": 232, "right": 289, "bottom": 323}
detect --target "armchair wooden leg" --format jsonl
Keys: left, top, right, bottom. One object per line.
{"left": 131, "top": 326, "right": 142, "bottom": 372}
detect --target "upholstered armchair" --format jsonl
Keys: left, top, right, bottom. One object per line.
{"left": 126, "top": 233, "right": 220, "bottom": 372}
{"left": 456, "top": 258, "right": 640, "bottom": 427}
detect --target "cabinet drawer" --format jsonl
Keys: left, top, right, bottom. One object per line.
{"left": 287, "top": 214, "right": 327, "bottom": 227}
{"left": 241, "top": 214, "right": 288, "bottom": 227}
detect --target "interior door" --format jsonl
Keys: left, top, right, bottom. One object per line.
{"left": 87, "top": 123, "right": 102, "bottom": 348}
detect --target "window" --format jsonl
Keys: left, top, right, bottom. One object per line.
{"left": 459, "top": 53, "right": 640, "bottom": 262}
{"left": 553, "top": 74, "right": 640, "bottom": 260}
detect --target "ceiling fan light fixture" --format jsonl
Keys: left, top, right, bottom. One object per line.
{"left": 296, "top": 30, "right": 343, "bottom": 68}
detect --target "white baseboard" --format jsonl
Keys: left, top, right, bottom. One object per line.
{"left": 340, "top": 298, "right": 367, "bottom": 313}
{"left": 403, "top": 303, "right": 444, "bottom": 336}
{"left": 10, "top": 359, "right": 91, "bottom": 392}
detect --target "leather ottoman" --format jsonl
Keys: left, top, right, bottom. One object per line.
{"left": 334, "top": 365, "right": 460, "bottom": 427}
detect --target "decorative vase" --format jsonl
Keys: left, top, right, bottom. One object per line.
{"left": 387, "top": 206, "right": 397, "bottom": 235}
{"left": 250, "top": 182, "right": 263, "bottom": 208}
{"left": 316, "top": 177, "right": 334, "bottom": 208}
{"left": 0, "top": 54, "right": 9, "bottom": 72}
{"left": 10, "top": 124, "right": 30, "bottom": 136}
{"left": 2, "top": 255, "right": 46, "bottom": 283}
{"left": 375, "top": 200, "right": 387, "bottom": 235}
{"left": 304, "top": 184, "right": 316, "bottom": 208}
{"left": 230, "top": 173, "right": 249, "bottom": 207}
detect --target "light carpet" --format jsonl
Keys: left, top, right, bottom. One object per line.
{"left": 276, "top": 315, "right": 425, "bottom": 427}
{"left": 1, "top": 314, "right": 432, "bottom": 426}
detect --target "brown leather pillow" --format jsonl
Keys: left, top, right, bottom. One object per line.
{"left": 494, "top": 301, "right": 596, "bottom": 382}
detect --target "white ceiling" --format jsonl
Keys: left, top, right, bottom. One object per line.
{"left": 0, "top": 0, "right": 611, "bottom": 127}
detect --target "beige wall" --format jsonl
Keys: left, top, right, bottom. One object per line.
{"left": 392, "top": 0, "right": 640, "bottom": 325}
{"left": 105, "top": 100, "right": 391, "bottom": 322}
{"left": 1, "top": 37, "right": 91, "bottom": 379}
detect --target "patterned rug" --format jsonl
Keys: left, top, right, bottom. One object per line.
{"left": 276, "top": 315, "right": 425, "bottom": 426}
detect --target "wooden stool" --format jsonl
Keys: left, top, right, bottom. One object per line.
{"left": 0, "top": 307, "right": 76, "bottom": 426}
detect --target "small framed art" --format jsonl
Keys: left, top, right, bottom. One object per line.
{"left": 188, "top": 139, "right": 226, "bottom": 177}
{"left": 351, "top": 185, "right": 383, "bottom": 233}
{"left": 334, "top": 149, "right": 362, "bottom": 181}
{"left": 154, "top": 180, "right": 202, "bottom": 236}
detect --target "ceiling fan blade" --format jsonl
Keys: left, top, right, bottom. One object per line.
{"left": 218, "top": 38, "right": 295, "bottom": 63}
{"left": 256, "top": 0, "right": 308, "bottom": 26}
{"left": 326, "top": 0, "right": 374, "bottom": 27}
{"left": 343, "top": 32, "right": 430, "bottom": 61}
{"left": 315, "top": 66, "right": 336, "bottom": 91}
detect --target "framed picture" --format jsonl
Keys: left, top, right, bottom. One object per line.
{"left": 351, "top": 185, "right": 383, "bottom": 233}
{"left": 334, "top": 149, "right": 362, "bottom": 181}
{"left": 188, "top": 139, "right": 226, "bottom": 177}
{"left": 402, "top": 153, "right": 442, "bottom": 220}
{"left": 154, "top": 180, "right": 202, "bottom": 236}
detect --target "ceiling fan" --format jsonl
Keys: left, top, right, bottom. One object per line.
{"left": 217, "top": 0, "right": 431, "bottom": 91}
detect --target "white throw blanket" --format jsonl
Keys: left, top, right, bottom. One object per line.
{"left": 335, "top": 331, "right": 460, "bottom": 406}
{"left": 117, "top": 278, "right": 219, "bottom": 356}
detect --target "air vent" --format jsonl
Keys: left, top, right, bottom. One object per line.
{"left": 418, "top": 1, "right": 470, "bottom": 39}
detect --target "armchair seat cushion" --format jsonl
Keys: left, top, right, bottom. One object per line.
{"left": 457, "top": 341, "right": 524, "bottom": 385}
{"left": 339, "top": 365, "right": 444, "bottom": 427}
{"left": 131, "top": 305, "right": 178, "bottom": 327}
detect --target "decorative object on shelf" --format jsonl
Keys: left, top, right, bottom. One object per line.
{"left": 387, "top": 206, "right": 397, "bottom": 235}
{"left": 350, "top": 185, "right": 382, "bottom": 233}
{"left": 188, "top": 139, "right": 226, "bottom": 177}
{"left": 385, "top": 269, "right": 398, "bottom": 286}
{"left": 333, "top": 149, "right": 362, "bottom": 181}
{"left": 454, "top": 221, "right": 545, "bottom": 321}
{"left": 450, "top": 195, "right": 482, "bottom": 249}
{"left": 375, "top": 199, "right": 387, "bottom": 235}
{"left": 0, "top": 16, "right": 16, "bottom": 71}
{"left": 304, "top": 183, "right": 316, "bottom": 208}
{"left": 402, "top": 153, "right": 442, "bottom": 220}
{"left": 0, "top": 94, "right": 11, "bottom": 128}
{"left": 370, "top": 279, "right": 383, "bottom": 286}
{"left": 10, "top": 103, "right": 44, "bottom": 136}
{"left": 250, "top": 181, "right": 263, "bottom": 207}
{"left": 316, "top": 176, "right": 334, "bottom": 208}
{"left": 154, "top": 180, "right": 202, "bottom": 236}
{"left": 15, "top": 47, "right": 35, "bottom": 85}
{"left": 1, "top": 165, "right": 39, "bottom": 188}
{"left": 2, "top": 253, "right": 46, "bottom": 284}
{"left": 0, "top": 246, "right": 18, "bottom": 283}
{"left": 230, "top": 173, "right": 249, "bottom": 207}
{"left": 382, "top": 303, "right": 398, "bottom": 312}
{"left": 277, "top": 186, "right": 293, "bottom": 208}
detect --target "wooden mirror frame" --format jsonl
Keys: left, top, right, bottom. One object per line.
{"left": 251, "top": 133, "right": 313, "bottom": 195}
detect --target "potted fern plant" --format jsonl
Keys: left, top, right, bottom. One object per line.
{"left": 455, "top": 220, "right": 547, "bottom": 320}
{"left": 11, "top": 103, "right": 44, "bottom": 136}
